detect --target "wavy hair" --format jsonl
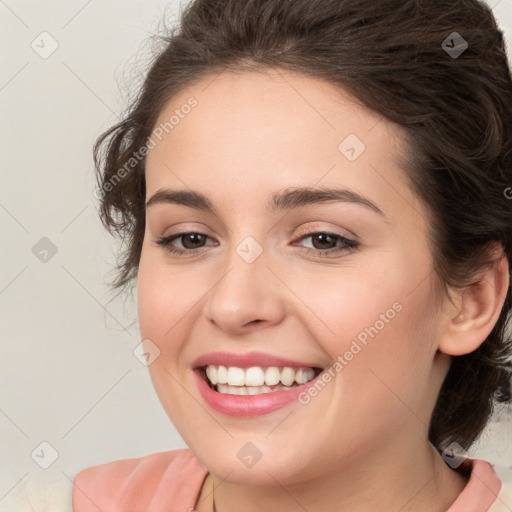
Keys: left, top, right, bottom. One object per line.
{"left": 93, "top": 0, "right": 512, "bottom": 450}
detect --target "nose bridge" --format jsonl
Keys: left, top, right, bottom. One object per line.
{"left": 204, "top": 234, "right": 286, "bottom": 331}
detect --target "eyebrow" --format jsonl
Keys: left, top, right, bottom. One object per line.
{"left": 145, "top": 186, "right": 385, "bottom": 217}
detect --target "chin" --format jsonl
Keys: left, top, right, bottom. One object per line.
{"left": 192, "top": 440, "right": 314, "bottom": 487}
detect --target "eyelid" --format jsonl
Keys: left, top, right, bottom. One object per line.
{"left": 293, "top": 223, "right": 356, "bottom": 242}
{"left": 158, "top": 223, "right": 355, "bottom": 245}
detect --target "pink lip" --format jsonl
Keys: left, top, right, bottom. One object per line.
{"left": 192, "top": 351, "right": 321, "bottom": 369}
{"left": 192, "top": 352, "right": 320, "bottom": 417}
{"left": 193, "top": 369, "right": 323, "bottom": 416}
{"left": 192, "top": 352, "right": 324, "bottom": 417}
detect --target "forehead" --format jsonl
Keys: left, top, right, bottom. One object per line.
{"left": 149, "top": 68, "right": 402, "bottom": 158}
{"left": 145, "top": 68, "right": 417, "bottom": 219}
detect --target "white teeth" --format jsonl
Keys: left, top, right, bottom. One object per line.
{"left": 226, "top": 367, "right": 245, "bottom": 386}
{"left": 216, "top": 383, "right": 297, "bottom": 395}
{"left": 233, "top": 385, "right": 248, "bottom": 395}
{"left": 204, "top": 365, "right": 317, "bottom": 389}
{"left": 265, "top": 366, "right": 281, "bottom": 386}
{"left": 245, "top": 366, "right": 265, "bottom": 386}
{"left": 216, "top": 365, "right": 228, "bottom": 384}
{"left": 295, "top": 368, "right": 314, "bottom": 385}
{"left": 280, "top": 367, "right": 296, "bottom": 386}
{"left": 205, "top": 365, "right": 217, "bottom": 385}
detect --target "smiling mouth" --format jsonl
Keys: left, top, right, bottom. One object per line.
{"left": 199, "top": 365, "right": 323, "bottom": 395}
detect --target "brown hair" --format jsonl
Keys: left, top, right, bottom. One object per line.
{"left": 94, "top": 0, "right": 512, "bottom": 451}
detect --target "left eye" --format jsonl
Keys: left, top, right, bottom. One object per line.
{"left": 293, "top": 232, "right": 358, "bottom": 256}
{"left": 297, "top": 232, "right": 353, "bottom": 251}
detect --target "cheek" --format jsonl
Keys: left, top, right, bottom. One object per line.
{"left": 286, "top": 262, "right": 406, "bottom": 351}
{"left": 137, "top": 248, "right": 201, "bottom": 343}
{"left": 332, "top": 283, "right": 438, "bottom": 430}
{"left": 294, "top": 260, "right": 438, "bottom": 407}
{"left": 137, "top": 249, "right": 203, "bottom": 428}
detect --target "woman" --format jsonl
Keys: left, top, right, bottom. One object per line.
{"left": 73, "top": 0, "right": 512, "bottom": 510}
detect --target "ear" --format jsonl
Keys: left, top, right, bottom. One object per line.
{"left": 438, "top": 244, "right": 510, "bottom": 356}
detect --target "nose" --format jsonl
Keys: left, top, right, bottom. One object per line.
{"left": 204, "top": 247, "right": 287, "bottom": 335}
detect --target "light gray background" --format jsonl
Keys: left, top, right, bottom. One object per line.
{"left": 1, "top": 0, "right": 511, "bottom": 510}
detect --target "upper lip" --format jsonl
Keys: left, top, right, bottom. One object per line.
{"left": 192, "top": 351, "right": 323, "bottom": 369}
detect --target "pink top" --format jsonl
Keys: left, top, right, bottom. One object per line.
{"left": 72, "top": 449, "right": 502, "bottom": 511}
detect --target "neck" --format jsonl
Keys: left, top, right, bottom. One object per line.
{"left": 208, "top": 438, "right": 467, "bottom": 512}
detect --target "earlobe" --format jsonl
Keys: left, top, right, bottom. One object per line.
{"left": 438, "top": 248, "right": 509, "bottom": 357}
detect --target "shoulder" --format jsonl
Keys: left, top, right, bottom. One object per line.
{"left": 72, "top": 448, "right": 208, "bottom": 512}
{"left": 448, "top": 458, "right": 503, "bottom": 511}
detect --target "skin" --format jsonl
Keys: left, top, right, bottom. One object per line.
{"left": 137, "top": 68, "right": 509, "bottom": 512}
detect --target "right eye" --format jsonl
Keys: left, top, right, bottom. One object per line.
{"left": 155, "top": 232, "right": 218, "bottom": 255}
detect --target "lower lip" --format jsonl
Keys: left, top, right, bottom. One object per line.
{"left": 193, "top": 369, "right": 322, "bottom": 417}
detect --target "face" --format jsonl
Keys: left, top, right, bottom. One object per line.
{"left": 138, "top": 69, "right": 450, "bottom": 485}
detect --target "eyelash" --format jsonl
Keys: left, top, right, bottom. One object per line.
{"left": 155, "top": 230, "right": 358, "bottom": 258}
